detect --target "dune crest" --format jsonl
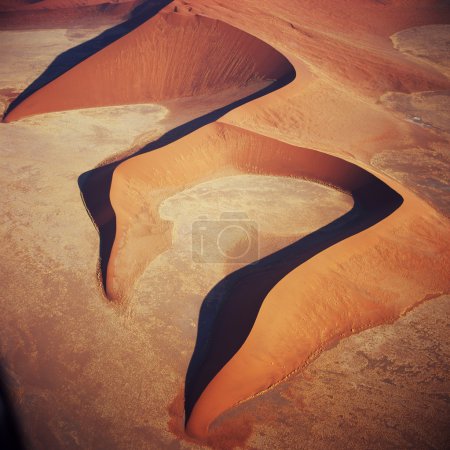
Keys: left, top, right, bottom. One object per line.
{"left": 2, "top": 1, "right": 449, "bottom": 447}
{"left": 108, "top": 123, "right": 369, "bottom": 302}
{"left": 4, "top": 11, "right": 293, "bottom": 122}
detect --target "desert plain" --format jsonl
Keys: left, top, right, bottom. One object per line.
{"left": 0, "top": 0, "right": 449, "bottom": 449}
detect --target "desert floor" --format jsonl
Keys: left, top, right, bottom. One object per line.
{"left": 0, "top": 1, "right": 449, "bottom": 449}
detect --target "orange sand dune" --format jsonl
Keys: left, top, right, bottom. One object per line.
{"left": 108, "top": 123, "right": 392, "bottom": 302}
{"left": 109, "top": 2, "right": 450, "bottom": 439}
{"left": 186, "top": 0, "right": 450, "bottom": 97}
{"left": 3, "top": 12, "right": 293, "bottom": 121}
{"left": 2, "top": 0, "right": 450, "bottom": 446}
{"left": 185, "top": 163, "right": 449, "bottom": 438}
{"left": 107, "top": 122, "right": 449, "bottom": 439}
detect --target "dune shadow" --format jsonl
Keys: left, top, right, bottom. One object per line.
{"left": 2, "top": 0, "right": 173, "bottom": 121}
{"left": 184, "top": 177, "right": 403, "bottom": 422}
{"left": 2, "top": 0, "right": 296, "bottom": 294}
{"left": 0, "top": 0, "right": 406, "bottom": 440}
{"left": 77, "top": 72, "right": 296, "bottom": 293}
{"left": 0, "top": 365, "right": 26, "bottom": 450}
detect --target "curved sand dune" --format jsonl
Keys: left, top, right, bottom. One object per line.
{"left": 3, "top": 11, "right": 293, "bottom": 122}
{"left": 105, "top": 5, "right": 450, "bottom": 439}
{"left": 108, "top": 123, "right": 399, "bottom": 302}
{"left": 3, "top": 1, "right": 450, "bottom": 447}
{"left": 4, "top": 10, "right": 295, "bottom": 299}
{"left": 107, "top": 120, "right": 448, "bottom": 439}
{"left": 107, "top": 122, "right": 445, "bottom": 438}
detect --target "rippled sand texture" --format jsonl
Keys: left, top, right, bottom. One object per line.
{"left": 1, "top": 0, "right": 449, "bottom": 449}
{"left": 3, "top": 12, "right": 292, "bottom": 122}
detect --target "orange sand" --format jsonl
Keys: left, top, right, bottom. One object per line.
{"left": 3, "top": 12, "right": 292, "bottom": 121}
{"left": 108, "top": 123, "right": 388, "bottom": 302}
{"left": 107, "top": 121, "right": 449, "bottom": 439}
{"left": 0, "top": 0, "right": 133, "bottom": 9}
{"left": 3, "top": 0, "right": 450, "bottom": 444}
{"left": 0, "top": 0, "right": 141, "bottom": 29}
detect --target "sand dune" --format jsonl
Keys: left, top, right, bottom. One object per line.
{"left": 106, "top": 119, "right": 449, "bottom": 438}
{"left": 3, "top": 12, "right": 293, "bottom": 121}
{"left": 106, "top": 119, "right": 448, "bottom": 439}
{"left": 108, "top": 123, "right": 395, "bottom": 301}
{"left": 0, "top": 1, "right": 449, "bottom": 448}
{"left": 107, "top": 3, "right": 450, "bottom": 439}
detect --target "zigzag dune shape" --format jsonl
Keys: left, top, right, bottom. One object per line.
{"left": 108, "top": 122, "right": 449, "bottom": 440}
{"left": 2, "top": 0, "right": 450, "bottom": 447}
{"left": 107, "top": 122, "right": 394, "bottom": 302}
{"left": 103, "top": 2, "right": 450, "bottom": 436}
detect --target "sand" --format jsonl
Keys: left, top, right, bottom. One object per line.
{"left": 0, "top": 1, "right": 449, "bottom": 449}
{"left": 0, "top": 0, "right": 142, "bottom": 29}
{"left": 3, "top": 12, "right": 293, "bottom": 122}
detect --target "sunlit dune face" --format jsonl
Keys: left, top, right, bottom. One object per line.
{"left": 4, "top": 11, "right": 294, "bottom": 122}
{"left": 106, "top": 124, "right": 371, "bottom": 305}
{"left": 105, "top": 121, "right": 407, "bottom": 439}
{"left": 1, "top": 1, "right": 449, "bottom": 449}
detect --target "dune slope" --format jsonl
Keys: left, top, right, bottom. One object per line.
{"left": 3, "top": 11, "right": 293, "bottom": 122}
{"left": 1, "top": 1, "right": 449, "bottom": 447}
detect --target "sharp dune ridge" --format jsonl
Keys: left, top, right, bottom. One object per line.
{"left": 107, "top": 123, "right": 399, "bottom": 303}
{"left": 3, "top": 11, "right": 293, "bottom": 122}
{"left": 1, "top": 0, "right": 450, "bottom": 447}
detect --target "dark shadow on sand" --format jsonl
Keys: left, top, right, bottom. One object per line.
{"left": 2, "top": 0, "right": 173, "bottom": 121}
{"left": 0, "top": 0, "right": 405, "bottom": 438}
{"left": 77, "top": 71, "right": 296, "bottom": 292}
{"left": 2, "top": 0, "right": 296, "bottom": 294}
{"left": 0, "top": 366, "right": 26, "bottom": 450}
{"left": 184, "top": 176, "right": 403, "bottom": 422}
